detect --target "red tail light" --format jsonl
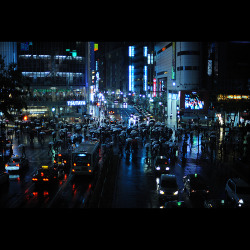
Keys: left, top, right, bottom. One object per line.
{"left": 32, "top": 178, "right": 38, "bottom": 181}
{"left": 43, "top": 178, "right": 49, "bottom": 181}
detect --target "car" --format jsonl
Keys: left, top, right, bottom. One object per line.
{"left": 225, "top": 178, "right": 250, "bottom": 207}
{"left": 154, "top": 156, "right": 170, "bottom": 175}
{"left": 5, "top": 155, "right": 29, "bottom": 172}
{"left": 32, "top": 165, "right": 63, "bottom": 185}
{"left": 183, "top": 174, "right": 210, "bottom": 199}
{"left": 53, "top": 153, "right": 71, "bottom": 171}
{"left": 158, "top": 174, "right": 179, "bottom": 203}
{"left": 0, "top": 171, "right": 9, "bottom": 185}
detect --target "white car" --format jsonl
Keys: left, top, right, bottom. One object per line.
{"left": 158, "top": 174, "right": 179, "bottom": 203}
{"left": 5, "top": 155, "right": 29, "bottom": 172}
{"left": 225, "top": 178, "right": 250, "bottom": 207}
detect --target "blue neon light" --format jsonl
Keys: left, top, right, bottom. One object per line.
{"left": 144, "top": 66, "right": 147, "bottom": 91}
{"left": 129, "top": 65, "right": 134, "bottom": 91}
{"left": 129, "top": 46, "right": 134, "bottom": 57}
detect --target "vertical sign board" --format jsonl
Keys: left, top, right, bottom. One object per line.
{"left": 153, "top": 78, "right": 157, "bottom": 97}
{"left": 172, "top": 42, "right": 176, "bottom": 80}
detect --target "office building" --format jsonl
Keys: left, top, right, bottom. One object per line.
{"left": 17, "top": 41, "right": 87, "bottom": 120}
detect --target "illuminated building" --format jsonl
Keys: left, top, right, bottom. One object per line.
{"left": 17, "top": 41, "right": 88, "bottom": 120}
{"left": 129, "top": 42, "right": 154, "bottom": 95}
{"left": 155, "top": 42, "right": 202, "bottom": 126}
{"left": 0, "top": 42, "right": 17, "bottom": 68}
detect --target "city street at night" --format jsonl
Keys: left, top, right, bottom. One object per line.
{"left": 0, "top": 102, "right": 249, "bottom": 208}
{"left": 0, "top": 41, "right": 250, "bottom": 209}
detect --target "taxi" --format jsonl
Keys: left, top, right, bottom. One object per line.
{"left": 32, "top": 165, "right": 61, "bottom": 185}
{"left": 5, "top": 155, "right": 29, "bottom": 172}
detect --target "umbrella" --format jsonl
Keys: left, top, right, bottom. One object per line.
{"left": 130, "top": 130, "right": 138, "bottom": 135}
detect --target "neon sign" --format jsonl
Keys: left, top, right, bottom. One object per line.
{"left": 153, "top": 78, "right": 156, "bottom": 97}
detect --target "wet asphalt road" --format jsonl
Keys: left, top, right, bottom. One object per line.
{"left": 0, "top": 103, "right": 240, "bottom": 208}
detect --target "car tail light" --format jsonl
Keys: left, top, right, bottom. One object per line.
{"left": 89, "top": 170, "right": 92, "bottom": 173}
{"left": 54, "top": 160, "right": 56, "bottom": 163}
{"left": 64, "top": 160, "right": 67, "bottom": 163}
{"left": 74, "top": 163, "right": 76, "bottom": 166}
{"left": 32, "top": 178, "right": 38, "bottom": 181}
{"left": 43, "top": 178, "right": 49, "bottom": 181}
{"left": 16, "top": 164, "right": 20, "bottom": 167}
{"left": 5, "top": 164, "right": 8, "bottom": 167}
{"left": 165, "top": 162, "right": 167, "bottom": 164}
{"left": 72, "top": 169, "right": 75, "bottom": 172}
{"left": 87, "top": 163, "right": 90, "bottom": 166}
{"left": 41, "top": 172, "right": 44, "bottom": 177}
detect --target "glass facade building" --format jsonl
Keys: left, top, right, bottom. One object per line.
{"left": 17, "top": 41, "right": 87, "bottom": 120}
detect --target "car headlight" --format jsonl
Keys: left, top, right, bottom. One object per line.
{"left": 160, "top": 190, "right": 164, "bottom": 195}
{"left": 156, "top": 166, "right": 160, "bottom": 170}
{"left": 165, "top": 167, "right": 170, "bottom": 171}
{"left": 173, "top": 191, "right": 178, "bottom": 195}
{"left": 239, "top": 199, "right": 244, "bottom": 204}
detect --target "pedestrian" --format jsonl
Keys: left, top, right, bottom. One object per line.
{"left": 48, "top": 143, "right": 53, "bottom": 156}
{"left": 22, "top": 145, "right": 26, "bottom": 157}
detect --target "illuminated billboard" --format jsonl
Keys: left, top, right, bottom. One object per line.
{"left": 180, "top": 90, "right": 209, "bottom": 111}
{"left": 185, "top": 92, "right": 204, "bottom": 110}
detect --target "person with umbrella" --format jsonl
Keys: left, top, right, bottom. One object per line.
{"left": 19, "top": 144, "right": 26, "bottom": 157}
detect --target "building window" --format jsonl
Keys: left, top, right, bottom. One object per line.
{"left": 177, "top": 51, "right": 200, "bottom": 56}
{"left": 177, "top": 66, "right": 199, "bottom": 71}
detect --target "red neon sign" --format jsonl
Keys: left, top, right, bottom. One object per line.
{"left": 153, "top": 78, "right": 156, "bottom": 97}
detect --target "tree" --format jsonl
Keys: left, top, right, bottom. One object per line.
{"left": 0, "top": 55, "right": 30, "bottom": 121}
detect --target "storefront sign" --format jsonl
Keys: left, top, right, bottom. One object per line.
{"left": 217, "top": 94, "right": 250, "bottom": 101}
{"left": 67, "top": 100, "right": 86, "bottom": 106}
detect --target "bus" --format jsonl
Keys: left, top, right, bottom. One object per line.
{"left": 71, "top": 141, "right": 100, "bottom": 175}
